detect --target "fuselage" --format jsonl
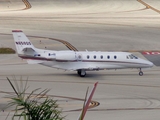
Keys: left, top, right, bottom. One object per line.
{"left": 20, "top": 49, "right": 153, "bottom": 71}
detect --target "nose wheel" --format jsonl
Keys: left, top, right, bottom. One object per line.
{"left": 139, "top": 68, "right": 143, "bottom": 76}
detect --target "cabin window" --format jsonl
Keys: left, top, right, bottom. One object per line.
{"left": 87, "top": 55, "right": 90, "bottom": 59}
{"left": 100, "top": 55, "right": 103, "bottom": 59}
{"left": 48, "top": 53, "right": 50, "bottom": 56}
{"left": 114, "top": 55, "right": 117, "bottom": 59}
{"left": 107, "top": 55, "right": 110, "bottom": 59}
{"left": 94, "top": 55, "right": 96, "bottom": 59}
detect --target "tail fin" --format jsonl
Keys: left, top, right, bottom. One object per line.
{"left": 78, "top": 82, "right": 98, "bottom": 120}
{"left": 12, "top": 30, "right": 35, "bottom": 55}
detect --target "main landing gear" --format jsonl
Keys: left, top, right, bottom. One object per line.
{"left": 139, "top": 68, "right": 143, "bottom": 76}
{"left": 77, "top": 69, "right": 86, "bottom": 77}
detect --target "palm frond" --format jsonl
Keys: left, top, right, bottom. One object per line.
{"left": 5, "top": 77, "right": 64, "bottom": 120}
{"left": 7, "top": 77, "right": 18, "bottom": 96}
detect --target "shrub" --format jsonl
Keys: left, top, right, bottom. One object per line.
{"left": 0, "top": 48, "right": 15, "bottom": 54}
{"left": 5, "top": 77, "right": 64, "bottom": 120}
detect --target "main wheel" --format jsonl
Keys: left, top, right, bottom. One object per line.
{"left": 80, "top": 72, "right": 86, "bottom": 77}
{"left": 77, "top": 70, "right": 81, "bottom": 75}
{"left": 77, "top": 70, "right": 86, "bottom": 77}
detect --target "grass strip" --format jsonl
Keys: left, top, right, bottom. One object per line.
{"left": 0, "top": 48, "right": 15, "bottom": 54}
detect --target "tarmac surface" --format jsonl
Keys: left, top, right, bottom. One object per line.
{"left": 0, "top": 0, "right": 160, "bottom": 120}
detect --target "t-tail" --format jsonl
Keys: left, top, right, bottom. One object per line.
{"left": 78, "top": 82, "right": 98, "bottom": 120}
{"left": 12, "top": 30, "right": 36, "bottom": 56}
{"left": 12, "top": 30, "right": 44, "bottom": 64}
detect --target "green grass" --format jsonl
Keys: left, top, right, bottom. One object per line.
{"left": 0, "top": 48, "right": 15, "bottom": 54}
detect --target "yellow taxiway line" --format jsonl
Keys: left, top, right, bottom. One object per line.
{"left": 137, "top": 0, "right": 160, "bottom": 14}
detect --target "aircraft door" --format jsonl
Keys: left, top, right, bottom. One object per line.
{"left": 76, "top": 53, "right": 83, "bottom": 61}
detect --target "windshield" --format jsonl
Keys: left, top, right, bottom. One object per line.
{"left": 127, "top": 54, "right": 138, "bottom": 59}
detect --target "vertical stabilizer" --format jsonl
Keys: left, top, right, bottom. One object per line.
{"left": 12, "top": 30, "right": 35, "bottom": 54}
{"left": 78, "top": 82, "right": 98, "bottom": 120}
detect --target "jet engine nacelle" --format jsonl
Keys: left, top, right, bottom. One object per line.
{"left": 56, "top": 52, "right": 76, "bottom": 61}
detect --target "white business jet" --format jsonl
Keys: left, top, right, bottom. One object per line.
{"left": 12, "top": 30, "right": 153, "bottom": 77}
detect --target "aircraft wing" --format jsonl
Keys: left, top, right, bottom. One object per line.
{"left": 53, "top": 62, "right": 101, "bottom": 71}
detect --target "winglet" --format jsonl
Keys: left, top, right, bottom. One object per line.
{"left": 78, "top": 82, "right": 98, "bottom": 120}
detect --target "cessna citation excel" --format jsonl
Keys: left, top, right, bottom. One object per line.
{"left": 12, "top": 30, "right": 153, "bottom": 77}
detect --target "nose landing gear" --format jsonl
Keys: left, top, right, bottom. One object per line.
{"left": 139, "top": 68, "right": 143, "bottom": 76}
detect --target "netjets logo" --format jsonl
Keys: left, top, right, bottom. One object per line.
{"left": 15, "top": 41, "right": 31, "bottom": 45}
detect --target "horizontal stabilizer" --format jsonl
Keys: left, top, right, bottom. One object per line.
{"left": 22, "top": 47, "right": 36, "bottom": 56}
{"left": 22, "top": 47, "right": 35, "bottom": 52}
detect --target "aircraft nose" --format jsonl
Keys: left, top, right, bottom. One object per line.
{"left": 145, "top": 60, "right": 154, "bottom": 67}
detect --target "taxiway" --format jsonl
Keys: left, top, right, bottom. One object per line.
{"left": 0, "top": 0, "right": 160, "bottom": 120}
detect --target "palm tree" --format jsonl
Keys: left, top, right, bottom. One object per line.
{"left": 5, "top": 77, "right": 64, "bottom": 120}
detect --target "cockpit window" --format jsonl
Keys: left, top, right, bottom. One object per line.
{"left": 131, "top": 54, "right": 138, "bottom": 59}
{"left": 130, "top": 55, "right": 133, "bottom": 59}
{"left": 127, "top": 54, "right": 138, "bottom": 59}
